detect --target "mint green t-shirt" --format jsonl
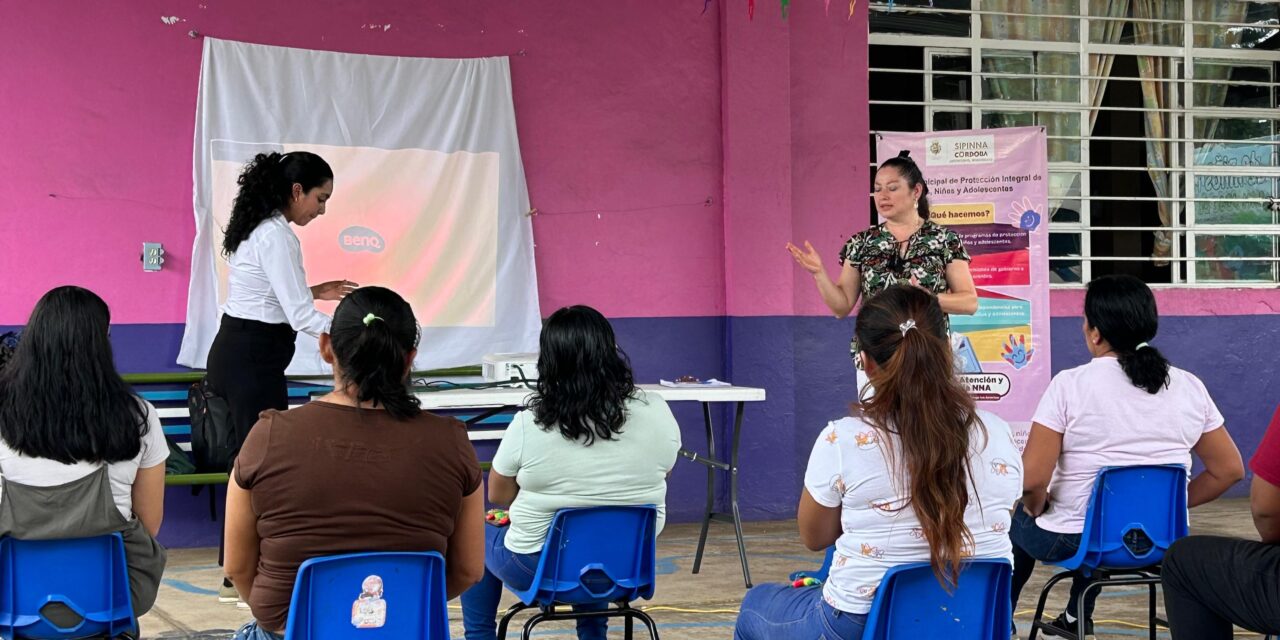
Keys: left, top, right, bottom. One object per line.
{"left": 492, "top": 390, "right": 682, "bottom": 554}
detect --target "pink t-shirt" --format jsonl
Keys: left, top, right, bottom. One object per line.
{"left": 1032, "top": 357, "right": 1224, "bottom": 534}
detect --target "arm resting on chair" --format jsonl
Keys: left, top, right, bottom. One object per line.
{"left": 1251, "top": 475, "right": 1280, "bottom": 543}
{"left": 224, "top": 469, "right": 260, "bottom": 602}
{"left": 798, "top": 489, "right": 842, "bottom": 552}
{"left": 487, "top": 470, "right": 520, "bottom": 508}
{"left": 132, "top": 463, "right": 166, "bottom": 537}
{"left": 446, "top": 487, "right": 486, "bottom": 599}
{"left": 1188, "top": 426, "right": 1244, "bottom": 508}
{"left": 1020, "top": 423, "right": 1062, "bottom": 518}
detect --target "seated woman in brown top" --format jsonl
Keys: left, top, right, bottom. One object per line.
{"left": 224, "top": 286, "right": 486, "bottom": 640}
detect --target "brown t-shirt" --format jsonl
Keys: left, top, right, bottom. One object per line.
{"left": 234, "top": 401, "right": 482, "bottom": 632}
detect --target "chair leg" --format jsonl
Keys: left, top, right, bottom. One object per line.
{"left": 497, "top": 602, "right": 531, "bottom": 640}
{"left": 625, "top": 610, "right": 634, "bottom": 640}
{"left": 1029, "top": 570, "right": 1076, "bottom": 640}
{"left": 1148, "top": 582, "right": 1157, "bottom": 640}
{"left": 521, "top": 608, "right": 548, "bottom": 640}
{"left": 623, "top": 607, "right": 661, "bottom": 640}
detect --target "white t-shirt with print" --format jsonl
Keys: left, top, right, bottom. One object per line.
{"left": 0, "top": 400, "right": 168, "bottom": 520}
{"left": 1032, "top": 357, "right": 1224, "bottom": 534}
{"left": 804, "top": 409, "right": 1023, "bottom": 615}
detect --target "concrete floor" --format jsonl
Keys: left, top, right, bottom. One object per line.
{"left": 140, "top": 498, "right": 1266, "bottom": 639}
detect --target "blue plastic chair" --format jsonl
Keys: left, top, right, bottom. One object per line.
{"left": 1028, "top": 464, "right": 1189, "bottom": 640}
{"left": 0, "top": 533, "right": 136, "bottom": 639}
{"left": 497, "top": 506, "right": 659, "bottom": 640}
{"left": 283, "top": 551, "right": 449, "bottom": 640}
{"left": 861, "top": 559, "right": 1012, "bottom": 640}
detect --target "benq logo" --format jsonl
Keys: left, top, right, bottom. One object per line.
{"left": 339, "top": 226, "right": 385, "bottom": 253}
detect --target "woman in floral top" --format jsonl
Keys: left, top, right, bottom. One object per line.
{"left": 787, "top": 150, "right": 977, "bottom": 373}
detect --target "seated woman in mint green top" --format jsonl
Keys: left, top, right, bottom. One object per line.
{"left": 460, "top": 305, "right": 682, "bottom": 640}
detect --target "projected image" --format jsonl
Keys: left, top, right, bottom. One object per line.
{"left": 209, "top": 141, "right": 499, "bottom": 328}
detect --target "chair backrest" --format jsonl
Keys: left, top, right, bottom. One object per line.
{"left": 283, "top": 551, "right": 449, "bottom": 640}
{"left": 861, "top": 559, "right": 1012, "bottom": 640}
{"left": 510, "top": 505, "right": 657, "bottom": 606}
{"left": 0, "top": 534, "right": 136, "bottom": 639}
{"left": 1061, "top": 464, "right": 1189, "bottom": 572}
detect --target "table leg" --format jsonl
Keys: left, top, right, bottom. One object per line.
{"left": 729, "top": 401, "right": 751, "bottom": 587}
{"left": 691, "top": 402, "right": 717, "bottom": 575}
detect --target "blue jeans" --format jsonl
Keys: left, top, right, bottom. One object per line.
{"left": 232, "top": 621, "right": 284, "bottom": 640}
{"left": 1009, "top": 504, "right": 1093, "bottom": 620}
{"left": 734, "top": 584, "right": 867, "bottom": 639}
{"left": 460, "top": 525, "right": 608, "bottom": 640}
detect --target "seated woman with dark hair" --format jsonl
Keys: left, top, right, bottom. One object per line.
{"left": 735, "top": 284, "right": 1023, "bottom": 639}
{"left": 1010, "top": 274, "right": 1244, "bottom": 636}
{"left": 460, "top": 305, "right": 683, "bottom": 640}
{"left": 224, "top": 286, "right": 486, "bottom": 640}
{"left": 0, "top": 286, "right": 167, "bottom": 617}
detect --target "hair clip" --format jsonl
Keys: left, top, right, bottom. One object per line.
{"left": 897, "top": 150, "right": 912, "bottom": 159}
{"left": 899, "top": 319, "right": 917, "bottom": 336}
{"left": 362, "top": 313, "right": 383, "bottom": 326}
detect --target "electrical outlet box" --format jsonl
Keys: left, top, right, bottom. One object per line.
{"left": 142, "top": 242, "right": 165, "bottom": 272}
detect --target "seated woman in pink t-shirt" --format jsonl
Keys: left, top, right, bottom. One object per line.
{"left": 1009, "top": 274, "right": 1245, "bottom": 637}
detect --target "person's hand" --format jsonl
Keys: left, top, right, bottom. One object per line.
{"left": 311, "top": 280, "right": 358, "bottom": 301}
{"left": 786, "top": 241, "right": 824, "bottom": 275}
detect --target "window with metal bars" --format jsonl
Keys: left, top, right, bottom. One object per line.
{"left": 867, "top": 0, "right": 1280, "bottom": 286}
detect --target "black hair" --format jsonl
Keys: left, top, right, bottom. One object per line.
{"left": 222, "top": 151, "right": 333, "bottom": 255}
{"left": 0, "top": 331, "right": 17, "bottom": 373}
{"left": 329, "top": 287, "right": 422, "bottom": 420}
{"left": 1084, "top": 274, "right": 1170, "bottom": 394}
{"left": 529, "top": 305, "right": 637, "bottom": 445}
{"left": 0, "top": 287, "right": 150, "bottom": 464}
{"left": 878, "top": 150, "right": 932, "bottom": 219}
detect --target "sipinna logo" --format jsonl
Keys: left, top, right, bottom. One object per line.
{"left": 340, "top": 226, "right": 385, "bottom": 253}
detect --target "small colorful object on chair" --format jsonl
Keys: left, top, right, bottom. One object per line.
{"left": 486, "top": 509, "right": 510, "bottom": 526}
{"left": 791, "top": 576, "right": 821, "bottom": 588}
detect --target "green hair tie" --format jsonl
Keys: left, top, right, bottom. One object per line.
{"left": 362, "top": 313, "right": 383, "bottom": 326}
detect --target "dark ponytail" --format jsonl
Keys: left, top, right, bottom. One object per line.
{"left": 329, "top": 287, "right": 421, "bottom": 420}
{"left": 879, "top": 151, "right": 932, "bottom": 219}
{"left": 854, "top": 284, "right": 982, "bottom": 590}
{"left": 1084, "top": 274, "right": 1170, "bottom": 394}
{"left": 222, "top": 151, "right": 333, "bottom": 255}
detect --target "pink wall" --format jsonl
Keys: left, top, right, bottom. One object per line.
{"left": 0, "top": 1, "right": 761, "bottom": 324}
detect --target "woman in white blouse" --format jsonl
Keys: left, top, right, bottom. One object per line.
{"left": 205, "top": 151, "right": 354, "bottom": 603}
{"left": 735, "top": 284, "right": 1022, "bottom": 639}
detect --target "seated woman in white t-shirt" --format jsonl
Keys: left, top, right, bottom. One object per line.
{"left": 1010, "top": 274, "right": 1244, "bottom": 636}
{"left": 459, "top": 305, "right": 682, "bottom": 640}
{"left": 0, "top": 286, "right": 168, "bottom": 615}
{"left": 735, "top": 284, "right": 1023, "bottom": 640}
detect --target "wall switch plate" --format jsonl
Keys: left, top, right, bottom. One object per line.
{"left": 142, "top": 242, "right": 165, "bottom": 271}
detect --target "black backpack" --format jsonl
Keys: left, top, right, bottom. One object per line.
{"left": 188, "top": 377, "right": 235, "bottom": 472}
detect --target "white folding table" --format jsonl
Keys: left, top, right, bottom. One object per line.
{"left": 412, "top": 382, "right": 767, "bottom": 588}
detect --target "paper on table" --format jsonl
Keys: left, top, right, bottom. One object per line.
{"left": 658, "top": 378, "right": 732, "bottom": 388}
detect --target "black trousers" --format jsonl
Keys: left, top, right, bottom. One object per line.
{"left": 205, "top": 315, "right": 296, "bottom": 463}
{"left": 205, "top": 315, "right": 295, "bottom": 571}
{"left": 1162, "top": 535, "right": 1280, "bottom": 640}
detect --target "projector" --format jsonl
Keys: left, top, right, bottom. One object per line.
{"left": 482, "top": 353, "right": 540, "bottom": 382}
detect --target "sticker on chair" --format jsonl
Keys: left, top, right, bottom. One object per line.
{"left": 351, "top": 575, "right": 387, "bottom": 629}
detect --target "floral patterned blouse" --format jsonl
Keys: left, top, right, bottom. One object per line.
{"left": 837, "top": 219, "right": 971, "bottom": 363}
